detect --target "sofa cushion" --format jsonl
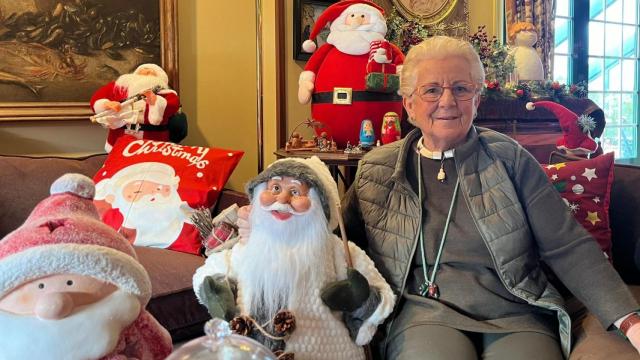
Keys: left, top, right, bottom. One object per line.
{"left": 93, "top": 136, "right": 244, "bottom": 255}
{"left": 543, "top": 152, "right": 615, "bottom": 258}
{"left": 0, "top": 154, "right": 107, "bottom": 237}
{"left": 135, "top": 246, "right": 208, "bottom": 342}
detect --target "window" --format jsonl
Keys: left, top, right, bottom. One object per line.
{"left": 554, "top": 0, "right": 640, "bottom": 158}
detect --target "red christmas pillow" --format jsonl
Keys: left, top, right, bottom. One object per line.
{"left": 93, "top": 135, "right": 243, "bottom": 255}
{"left": 542, "top": 152, "right": 615, "bottom": 258}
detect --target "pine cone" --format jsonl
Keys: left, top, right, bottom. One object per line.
{"left": 273, "top": 310, "right": 296, "bottom": 336}
{"left": 274, "top": 350, "right": 295, "bottom": 360}
{"left": 229, "top": 315, "right": 253, "bottom": 336}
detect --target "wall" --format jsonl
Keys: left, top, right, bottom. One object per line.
{"left": 283, "top": 0, "right": 501, "bottom": 137}
{"left": 178, "top": 1, "right": 258, "bottom": 191}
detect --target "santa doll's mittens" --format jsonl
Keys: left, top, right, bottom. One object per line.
{"left": 50, "top": 173, "right": 95, "bottom": 199}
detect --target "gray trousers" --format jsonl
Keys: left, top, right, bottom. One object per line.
{"left": 386, "top": 324, "right": 564, "bottom": 360}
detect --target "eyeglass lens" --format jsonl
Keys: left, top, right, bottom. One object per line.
{"left": 417, "top": 83, "right": 476, "bottom": 101}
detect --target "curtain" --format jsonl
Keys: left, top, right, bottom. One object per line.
{"left": 505, "top": 0, "right": 556, "bottom": 79}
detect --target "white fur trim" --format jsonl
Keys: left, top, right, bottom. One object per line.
{"left": 147, "top": 94, "right": 168, "bottom": 125}
{"left": 302, "top": 39, "right": 317, "bottom": 53}
{"left": 104, "top": 141, "right": 113, "bottom": 153}
{"left": 0, "top": 245, "right": 151, "bottom": 305}
{"left": 93, "top": 98, "right": 110, "bottom": 113}
{"left": 50, "top": 174, "right": 95, "bottom": 199}
{"left": 526, "top": 102, "right": 535, "bottom": 111}
{"left": 355, "top": 322, "right": 377, "bottom": 346}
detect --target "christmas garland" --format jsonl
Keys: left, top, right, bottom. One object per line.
{"left": 386, "top": 15, "right": 588, "bottom": 104}
{"left": 484, "top": 79, "right": 588, "bottom": 102}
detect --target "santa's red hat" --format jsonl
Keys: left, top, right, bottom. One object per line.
{"left": 0, "top": 174, "right": 151, "bottom": 304}
{"left": 526, "top": 101, "right": 598, "bottom": 154}
{"left": 302, "top": 0, "right": 385, "bottom": 53}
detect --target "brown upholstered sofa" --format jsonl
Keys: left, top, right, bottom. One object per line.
{"left": 0, "top": 153, "right": 249, "bottom": 343}
{"left": 0, "top": 153, "right": 638, "bottom": 357}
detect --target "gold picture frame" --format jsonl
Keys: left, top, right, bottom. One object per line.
{"left": 392, "top": 0, "right": 457, "bottom": 24}
{"left": 0, "top": 0, "right": 178, "bottom": 122}
{"left": 384, "top": 0, "right": 468, "bottom": 37}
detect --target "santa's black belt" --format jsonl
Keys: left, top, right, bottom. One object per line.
{"left": 312, "top": 91, "right": 402, "bottom": 104}
{"left": 119, "top": 124, "right": 168, "bottom": 131}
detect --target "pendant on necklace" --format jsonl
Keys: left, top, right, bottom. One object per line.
{"left": 437, "top": 165, "right": 446, "bottom": 182}
{"left": 419, "top": 282, "right": 440, "bottom": 299}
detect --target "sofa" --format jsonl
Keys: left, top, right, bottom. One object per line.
{"left": 0, "top": 153, "right": 249, "bottom": 343}
{"left": 0, "top": 153, "right": 638, "bottom": 358}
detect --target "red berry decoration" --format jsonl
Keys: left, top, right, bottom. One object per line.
{"left": 516, "top": 89, "right": 524, "bottom": 97}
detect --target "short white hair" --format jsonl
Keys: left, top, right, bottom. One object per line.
{"left": 399, "top": 36, "right": 485, "bottom": 98}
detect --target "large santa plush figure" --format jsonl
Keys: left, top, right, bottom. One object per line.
{"left": 193, "top": 156, "right": 395, "bottom": 359}
{"left": 0, "top": 174, "right": 172, "bottom": 360}
{"left": 90, "top": 63, "right": 180, "bottom": 153}
{"left": 298, "top": 0, "right": 405, "bottom": 147}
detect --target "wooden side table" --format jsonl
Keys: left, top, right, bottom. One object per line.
{"left": 274, "top": 149, "right": 363, "bottom": 188}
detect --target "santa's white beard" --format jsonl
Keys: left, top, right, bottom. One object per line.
{"left": 235, "top": 189, "right": 334, "bottom": 323}
{"left": 111, "top": 188, "right": 194, "bottom": 248}
{"left": 327, "top": 24, "right": 386, "bottom": 55}
{"left": 115, "top": 73, "right": 168, "bottom": 98}
{"left": 0, "top": 289, "right": 140, "bottom": 360}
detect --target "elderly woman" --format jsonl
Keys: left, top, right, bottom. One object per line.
{"left": 340, "top": 36, "right": 640, "bottom": 359}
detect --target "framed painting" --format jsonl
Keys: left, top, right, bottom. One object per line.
{"left": 0, "top": 0, "right": 178, "bottom": 121}
{"left": 293, "top": 0, "right": 337, "bottom": 61}
{"left": 388, "top": 0, "right": 468, "bottom": 37}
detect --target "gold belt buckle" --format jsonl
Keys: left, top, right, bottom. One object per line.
{"left": 333, "top": 87, "right": 352, "bottom": 105}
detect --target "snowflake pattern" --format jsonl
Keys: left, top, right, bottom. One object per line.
{"left": 568, "top": 202, "right": 580, "bottom": 213}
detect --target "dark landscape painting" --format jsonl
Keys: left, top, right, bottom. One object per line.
{"left": 0, "top": 0, "right": 162, "bottom": 102}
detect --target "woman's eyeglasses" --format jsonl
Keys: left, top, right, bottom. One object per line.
{"left": 413, "top": 83, "right": 478, "bottom": 102}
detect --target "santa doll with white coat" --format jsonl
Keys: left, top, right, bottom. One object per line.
{"left": 90, "top": 63, "right": 180, "bottom": 153}
{"left": 0, "top": 174, "right": 172, "bottom": 360}
{"left": 298, "top": 0, "right": 405, "bottom": 147}
{"left": 193, "top": 156, "right": 395, "bottom": 359}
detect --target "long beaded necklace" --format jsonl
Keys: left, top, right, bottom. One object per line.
{"left": 416, "top": 140, "right": 460, "bottom": 299}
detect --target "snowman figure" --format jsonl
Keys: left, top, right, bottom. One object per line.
{"left": 508, "top": 22, "right": 544, "bottom": 81}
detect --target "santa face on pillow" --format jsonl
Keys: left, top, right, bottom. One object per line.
{"left": 298, "top": 0, "right": 405, "bottom": 147}
{"left": 0, "top": 174, "right": 172, "bottom": 360}
{"left": 95, "top": 161, "right": 195, "bottom": 249}
{"left": 193, "top": 157, "right": 395, "bottom": 359}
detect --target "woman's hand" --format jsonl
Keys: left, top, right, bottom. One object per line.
{"left": 628, "top": 323, "right": 640, "bottom": 355}
{"left": 236, "top": 205, "right": 252, "bottom": 244}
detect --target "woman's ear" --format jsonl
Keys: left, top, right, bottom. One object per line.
{"left": 403, "top": 96, "right": 415, "bottom": 120}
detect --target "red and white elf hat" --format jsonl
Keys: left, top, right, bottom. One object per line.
{"left": 0, "top": 174, "right": 151, "bottom": 304}
{"left": 526, "top": 101, "right": 598, "bottom": 154}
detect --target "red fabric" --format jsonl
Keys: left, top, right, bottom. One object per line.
{"left": 93, "top": 136, "right": 243, "bottom": 255}
{"left": 90, "top": 82, "right": 180, "bottom": 151}
{"left": 305, "top": 45, "right": 404, "bottom": 147}
{"left": 100, "top": 311, "right": 172, "bottom": 360}
{"left": 542, "top": 152, "right": 615, "bottom": 258}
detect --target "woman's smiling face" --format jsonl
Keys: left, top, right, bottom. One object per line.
{"left": 403, "top": 56, "right": 481, "bottom": 150}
